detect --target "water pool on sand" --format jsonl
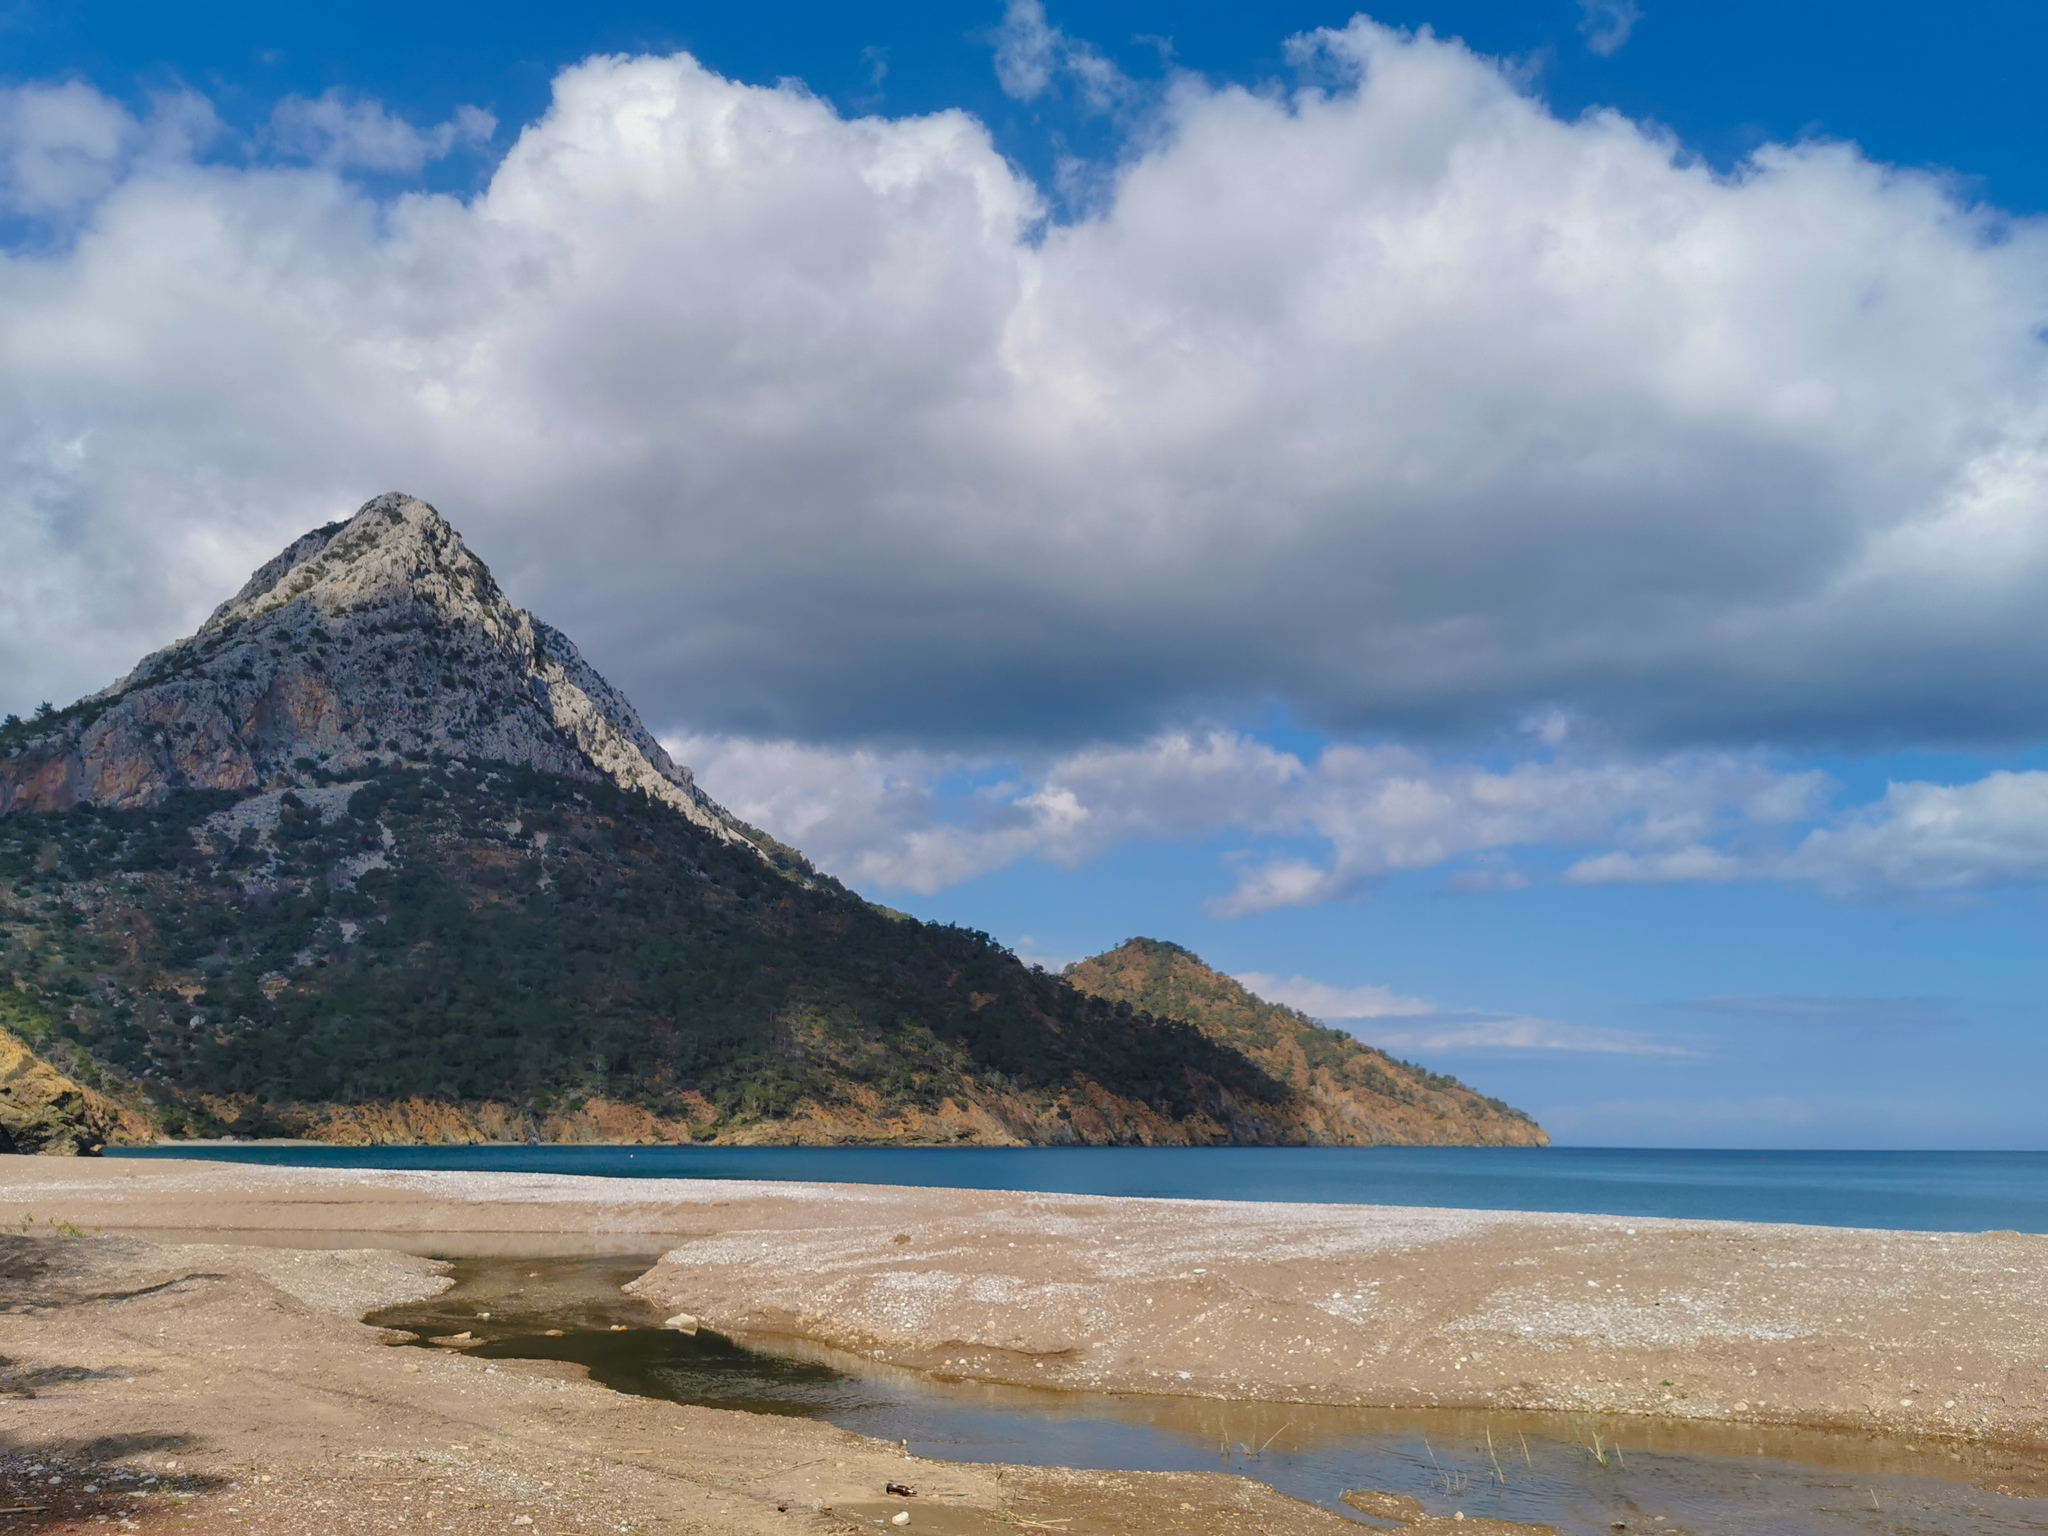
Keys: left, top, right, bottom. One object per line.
{"left": 369, "top": 1256, "right": 2048, "bottom": 1536}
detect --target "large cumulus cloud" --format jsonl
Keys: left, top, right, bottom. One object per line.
{"left": 3, "top": 20, "right": 2047, "bottom": 754}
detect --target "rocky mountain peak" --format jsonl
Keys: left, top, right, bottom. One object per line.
{"left": 0, "top": 494, "right": 760, "bottom": 853}
{"left": 191, "top": 494, "right": 516, "bottom": 650}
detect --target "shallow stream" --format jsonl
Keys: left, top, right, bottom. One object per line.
{"left": 367, "top": 1256, "right": 2048, "bottom": 1536}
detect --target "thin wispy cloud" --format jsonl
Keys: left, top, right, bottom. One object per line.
{"left": 1578, "top": 0, "right": 1643, "bottom": 56}
{"left": 1233, "top": 972, "right": 1432, "bottom": 1020}
{"left": 1569, "top": 771, "right": 2048, "bottom": 896}
{"left": 1676, "top": 995, "right": 1963, "bottom": 1028}
{"left": 1223, "top": 973, "right": 1686, "bottom": 1057}
{"left": 990, "top": 0, "right": 1133, "bottom": 111}
{"left": 1364, "top": 1013, "right": 1691, "bottom": 1057}
{"left": 267, "top": 89, "right": 493, "bottom": 173}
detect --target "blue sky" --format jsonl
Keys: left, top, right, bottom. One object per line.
{"left": 4, "top": 1, "right": 2048, "bottom": 1146}
{"left": 10, "top": 1, "right": 2048, "bottom": 212}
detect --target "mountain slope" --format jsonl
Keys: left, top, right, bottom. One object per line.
{"left": 0, "top": 990, "right": 147, "bottom": 1154}
{"left": 0, "top": 494, "right": 1540, "bottom": 1148}
{"left": 0, "top": 494, "right": 750, "bottom": 849}
{"left": 1064, "top": 939, "right": 1546, "bottom": 1147}
{"left": 0, "top": 768, "right": 1323, "bottom": 1145}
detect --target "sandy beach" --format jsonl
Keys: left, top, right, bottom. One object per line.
{"left": 5, "top": 1157, "right": 2047, "bottom": 1533}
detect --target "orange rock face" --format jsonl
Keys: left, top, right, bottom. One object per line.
{"left": 0, "top": 1023, "right": 150, "bottom": 1154}
{"left": 0, "top": 746, "right": 83, "bottom": 816}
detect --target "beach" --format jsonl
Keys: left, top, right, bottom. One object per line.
{"left": 5, "top": 1157, "right": 2047, "bottom": 1533}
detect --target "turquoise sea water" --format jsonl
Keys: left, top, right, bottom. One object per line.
{"left": 114, "top": 1144, "right": 2048, "bottom": 1232}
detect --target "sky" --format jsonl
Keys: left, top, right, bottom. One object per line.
{"left": 4, "top": 0, "right": 2047, "bottom": 1147}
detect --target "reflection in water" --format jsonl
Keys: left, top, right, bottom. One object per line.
{"left": 370, "top": 1258, "right": 2048, "bottom": 1536}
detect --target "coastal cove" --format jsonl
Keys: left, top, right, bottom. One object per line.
{"left": 112, "top": 1144, "right": 2048, "bottom": 1234}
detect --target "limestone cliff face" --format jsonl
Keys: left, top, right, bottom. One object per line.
{"left": 0, "top": 494, "right": 757, "bottom": 853}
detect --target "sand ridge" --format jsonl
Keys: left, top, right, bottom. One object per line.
{"left": 0, "top": 1226, "right": 1392, "bottom": 1536}
{"left": 626, "top": 1185, "right": 2048, "bottom": 1447}
{"left": 5, "top": 1157, "right": 2046, "bottom": 1451}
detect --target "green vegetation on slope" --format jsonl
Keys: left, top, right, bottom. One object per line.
{"left": 1065, "top": 937, "right": 1543, "bottom": 1143}
{"left": 0, "top": 764, "right": 1294, "bottom": 1141}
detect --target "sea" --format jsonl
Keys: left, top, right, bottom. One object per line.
{"left": 112, "top": 1143, "right": 2048, "bottom": 1233}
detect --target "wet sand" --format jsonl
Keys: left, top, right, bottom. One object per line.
{"left": 5, "top": 1230, "right": 1409, "bottom": 1536}
{"left": 5, "top": 1157, "right": 2048, "bottom": 1533}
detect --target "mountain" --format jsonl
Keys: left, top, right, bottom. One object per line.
{"left": 0, "top": 493, "right": 1542, "bottom": 1149}
{"left": 0, "top": 493, "right": 749, "bottom": 846}
{"left": 1063, "top": 939, "right": 1546, "bottom": 1147}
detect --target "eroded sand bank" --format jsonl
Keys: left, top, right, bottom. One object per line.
{"left": 10, "top": 1158, "right": 2046, "bottom": 1445}
{"left": 6, "top": 1230, "right": 1412, "bottom": 1535}
{"left": 4, "top": 1157, "right": 2047, "bottom": 1533}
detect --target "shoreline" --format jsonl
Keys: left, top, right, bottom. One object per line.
{"left": 11, "top": 1157, "right": 2048, "bottom": 1448}
{"left": 7, "top": 1156, "right": 2048, "bottom": 1533}
{"left": 106, "top": 1142, "right": 2048, "bottom": 1240}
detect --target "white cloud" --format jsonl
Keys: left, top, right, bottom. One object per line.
{"left": 0, "top": 85, "right": 216, "bottom": 216}
{"left": 672, "top": 726, "right": 1839, "bottom": 901}
{"left": 1012, "top": 935, "right": 1077, "bottom": 971}
{"left": 1578, "top": 0, "right": 1643, "bottom": 56}
{"left": 991, "top": 0, "right": 1132, "bottom": 111}
{"left": 6, "top": 25, "right": 2048, "bottom": 765}
{"left": 670, "top": 727, "right": 1303, "bottom": 893}
{"left": 1232, "top": 971, "right": 1432, "bottom": 1019}
{"left": 1229, "top": 975, "right": 1683, "bottom": 1056}
{"left": 1210, "top": 743, "right": 1828, "bottom": 914}
{"left": 0, "top": 82, "right": 131, "bottom": 212}
{"left": 1779, "top": 771, "right": 2048, "bottom": 892}
{"left": 1679, "top": 995, "right": 1960, "bottom": 1027}
{"left": 268, "top": 91, "right": 495, "bottom": 173}
{"left": 1368, "top": 1015, "right": 1689, "bottom": 1056}
{"left": 1570, "top": 769, "right": 2048, "bottom": 894}
{"left": 677, "top": 727, "right": 2048, "bottom": 904}
{"left": 671, "top": 733, "right": 1032, "bottom": 893}
{"left": 1565, "top": 846, "right": 1745, "bottom": 885}
{"left": 992, "top": 0, "right": 1060, "bottom": 100}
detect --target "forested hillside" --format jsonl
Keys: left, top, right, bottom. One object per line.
{"left": 0, "top": 494, "right": 1542, "bottom": 1149}
{"left": 1065, "top": 939, "right": 1545, "bottom": 1147}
